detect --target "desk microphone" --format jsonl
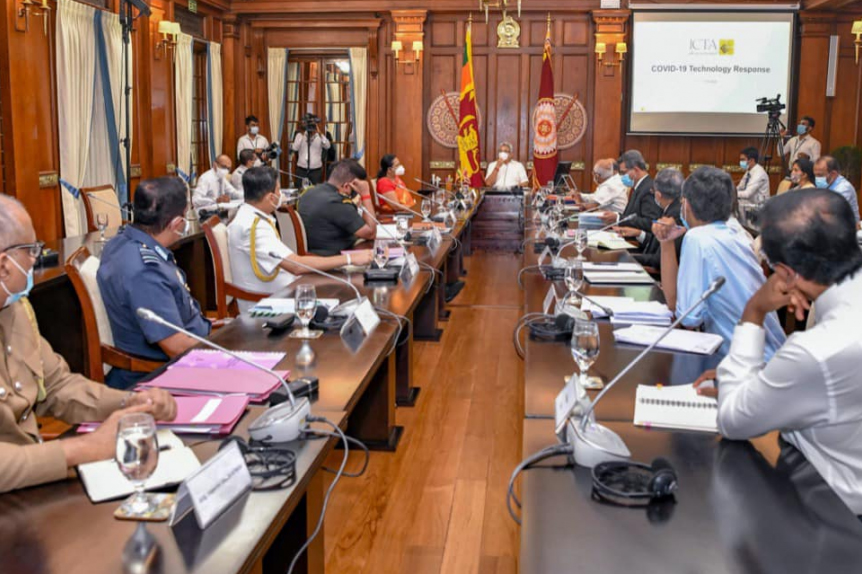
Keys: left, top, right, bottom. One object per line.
{"left": 564, "top": 201, "right": 614, "bottom": 221}
{"left": 377, "top": 193, "right": 431, "bottom": 220}
{"left": 357, "top": 205, "right": 442, "bottom": 280}
{"left": 136, "top": 308, "right": 310, "bottom": 443}
{"left": 85, "top": 191, "right": 135, "bottom": 222}
{"left": 400, "top": 186, "right": 446, "bottom": 206}
{"left": 413, "top": 178, "right": 456, "bottom": 199}
{"left": 562, "top": 276, "right": 726, "bottom": 468}
{"left": 267, "top": 252, "right": 365, "bottom": 316}
{"left": 279, "top": 169, "right": 311, "bottom": 190}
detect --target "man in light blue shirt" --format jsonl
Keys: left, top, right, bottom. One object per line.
{"left": 814, "top": 156, "right": 860, "bottom": 223}
{"left": 654, "top": 167, "right": 786, "bottom": 359}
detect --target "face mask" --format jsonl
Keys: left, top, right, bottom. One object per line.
{"left": 740, "top": 160, "right": 749, "bottom": 170}
{"left": 250, "top": 126, "right": 259, "bottom": 136}
{"left": 1, "top": 255, "right": 34, "bottom": 308}
{"left": 173, "top": 218, "right": 191, "bottom": 238}
{"left": 499, "top": 152, "right": 510, "bottom": 162}
{"left": 790, "top": 172, "right": 801, "bottom": 184}
{"left": 217, "top": 167, "right": 229, "bottom": 178}
{"left": 815, "top": 176, "right": 829, "bottom": 189}
{"left": 621, "top": 174, "right": 634, "bottom": 188}
{"left": 271, "top": 192, "right": 284, "bottom": 210}
{"left": 797, "top": 124, "right": 807, "bottom": 136}
{"left": 395, "top": 165, "right": 406, "bottom": 177}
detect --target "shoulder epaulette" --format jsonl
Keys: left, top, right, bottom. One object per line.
{"left": 139, "top": 244, "right": 162, "bottom": 265}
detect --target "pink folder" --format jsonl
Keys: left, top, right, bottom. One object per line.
{"left": 139, "top": 367, "right": 288, "bottom": 401}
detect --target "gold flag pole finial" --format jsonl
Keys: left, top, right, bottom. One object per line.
{"left": 547, "top": 12, "right": 551, "bottom": 35}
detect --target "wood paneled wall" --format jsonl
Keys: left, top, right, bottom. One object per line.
{"left": 2, "top": 0, "right": 862, "bottom": 242}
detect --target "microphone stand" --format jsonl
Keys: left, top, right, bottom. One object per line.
{"left": 358, "top": 205, "right": 443, "bottom": 281}
{"left": 268, "top": 251, "right": 365, "bottom": 316}
{"left": 563, "top": 277, "right": 727, "bottom": 468}
{"left": 279, "top": 169, "right": 310, "bottom": 190}
{"left": 136, "top": 307, "right": 311, "bottom": 443}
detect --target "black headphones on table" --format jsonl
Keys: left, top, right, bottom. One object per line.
{"left": 591, "top": 457, "right": 678, "bottom": 507}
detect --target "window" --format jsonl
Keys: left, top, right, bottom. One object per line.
{"left": 284, "top": 56, "right": 352, "bottom": 181}
{"left": 191, "top": 42, "right": 209, "bottom": 183}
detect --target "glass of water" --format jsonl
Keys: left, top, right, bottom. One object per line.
{"left": 96, "top": 212, "right": 109, "bottom": 243}
{"left": 564, "top": 258, "right": 584, "bottom": 306}
{"left": 293, "top": 284, "right": 319, "bottom": 338}
{"left": 571, "top": 318, "right": 600, "bottom": 390}
{"left": 374, "top": 240, "right": 390, "bottom": 269}
{"left": 421, "top": 199, "right": 432, "bottom": 220}
{"left": 395, "top": 216, "right": 410, "bottom": 241}
{"left": 574, "top": 229, "right": 588, "bottom": 260}
{"left": 116, "top": 412, "right": 159, "bottom": 515}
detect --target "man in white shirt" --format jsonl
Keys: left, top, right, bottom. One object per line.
{"left": 783, "top": 115, "right": 822, "bottom": 166}
{"left": 192, "top": 154, "right": 243, "bottom": 215}
{"left": 698, "top": 188, "right": 862, "bottom": 516}
{"left": 575, "top": 158, "right": 628, "bottom": 213}
{"left": 230, "top": 150, "right": 256, "bottom": 196}
{"left": 236, "top": 115, "right": 270, "bottom": 167}
{"left": 227, "top": 166, "right": 372, "bottom": 313}
{"left": 736, "top": 146, "right": 770, "bottom": 209}
{"left": 292, "top": 115, "right": 331, "bottom": 186}
{"left": 485, "top": 142, "right": 529, "bottom": 190}
{"left": 814, "top": 156, "right": 860, "bottom": 223}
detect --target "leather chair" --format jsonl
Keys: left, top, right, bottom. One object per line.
{"left": 80, "top": 185, "right": 124, "bottom": 233}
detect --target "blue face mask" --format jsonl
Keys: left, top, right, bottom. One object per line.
{"left": 740, "top": 160, "right": 749, "bottom": 170}
{"left": 815, "top": 176, "right": 829, "bottom": 189}
{"left": 797, "top": 124, "right": 807, "bottom": 136}
{"left": 680, "top": 202, "right": 691, "bottom": 230}
{"left": 621, "top": 173, "right": 634, "bottom": 188}
{"left": 1, "top": 255, "right": 34, "bottom": 308}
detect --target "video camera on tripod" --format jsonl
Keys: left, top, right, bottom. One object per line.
{"left": 756, "top": 95, "right": 786, "bottom": 118}
{"left": 302, "top": 113, "right": 321, "bottom": 134}
{"left": 755, "top": 94, "right": 787, "bottom": 175}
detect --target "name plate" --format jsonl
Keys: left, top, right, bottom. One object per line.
{"left": 171, "top": 440, "right": 252, "bottom": 529}
{"left": 400, "top": 253, "right": 420, "bottom": 282}
{"left": 428, "top": 227, "right": 442, "bottom": 251}
{"left": 340, "top": 298, "right": 381, "bottom": 352}
{"left": 543, "top": 284, "right": 557, "bottom": 315}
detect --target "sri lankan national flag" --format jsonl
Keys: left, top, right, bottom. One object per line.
{"left": 458, "top": 21, "right": 484, "bottom": 188}
{"left": 532, "top": 23, "right": 558, "bottom": 188}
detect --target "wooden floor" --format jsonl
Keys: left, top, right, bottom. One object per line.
{"left": 323, "top": 251, "right": 525, "bottom": 574}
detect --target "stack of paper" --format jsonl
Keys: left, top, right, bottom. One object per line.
{"left": 174, "top": 350, "right": 284, "bottom": 371}
{"left": 139, "top": 367, "right": 288, "bottom": 402}
{"left": 582, "top": 261, "right": 644, "bottom": 272}
{"left": 581, "top": 297, "right": 672, "bottom": 326}
{"left": 249, "top": 297, "right": 340, "bottom": 316}
{"left": 585, "top": 270, "right": 655, "bottom": 284}
{"left": 577, "top": 212, "right": 608, "bottom": 230}
{"left": 613, "top": 325, "right": 723, "bottom": 355}
{"left": 633, "top": 384, "right": 718, "bottom": 433}
{"left": 78, "top": 395, "right": 250, "bottom": 436}
{"left": 587, "top": 231, "right": 634, "bottom": 250}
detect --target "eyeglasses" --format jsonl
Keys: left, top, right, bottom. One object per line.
{"left": 2, "top": 241, "right": 45, "bottom": 258}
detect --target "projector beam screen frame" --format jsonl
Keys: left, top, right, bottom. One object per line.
{"left": 626, "top": 10, "right": 798, "bottom": 137}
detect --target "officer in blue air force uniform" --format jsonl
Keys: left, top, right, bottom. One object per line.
{"left": 98, "top": 177, "right": 211, "bottom": 390}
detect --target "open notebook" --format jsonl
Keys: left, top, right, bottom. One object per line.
{"left": 633, "top": 384, "right": 718, "bottom": 433}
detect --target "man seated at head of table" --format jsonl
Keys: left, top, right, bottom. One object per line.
{"left": 227, "top": 166, "right": 372, "bottom": 313}
{"left": 698, "top": 188, "right": 862, "bottom": 517}
{"left": 653, "top": 166, "right": 786, "bottom": 359}
{"left": 0, "top": 194, "right": 177, "bottom": 493}
{"left": 485, "top": 142, "right": 529, "bottom": 190}
{"left": 298, "top": 159, "right": 379, "bottom": 257}
{"left": 631, "top": 168, "right": 684, "bottom": 272}
{"left": 99, "top": 177, "right": 213, "bottom": 390}
{"left": 192, "top": 154, "right": 244, "bottom": 218}
{"left": 375, "top": 154, "right": 418, "bottom": 213}
{"left": 570, "top": 158, "right": 627, "bottom": 214}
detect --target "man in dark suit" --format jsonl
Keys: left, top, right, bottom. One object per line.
{"left": 615, "top": 149, "right": 662, "bottom": 232}
{"left": 633, "top": 168, "right": 684, "bottom": 271}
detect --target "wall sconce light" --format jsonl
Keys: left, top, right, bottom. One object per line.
{"left": 853, "top": 20, "right": 862, "bottom": 64}
{"left": 412, "top": 40, "right": 424, "bottom": 62}
{"left": 596, "top": 41, "right": 626, "bottom": 67}
{"left": 391, "top": 40, "right": 404, "bottom": 62}
{"left": 615, "top": 42, "right": 627, "bottom": 64}
{"left": 155, "top": 21, "right": 181, "bottom": 61}
{"left": 15, "top": 0, "right": 50, "bottom": 36}
{"left": 595, "top": 42, "right": 607, "bottom": 62}
{"left": 392, "top": 40, "right": 424, "bottom": 64}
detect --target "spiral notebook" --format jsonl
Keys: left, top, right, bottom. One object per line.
{"left": 633, "top": 384, "right": 718, "bottom": 433}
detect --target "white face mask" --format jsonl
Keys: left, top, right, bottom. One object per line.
{"left": 217, "top": 167, "right": 229, "bottom": 178}
{"left": 394, "top": 165, "right": 406, "bottom": 177}
{"left": 271, "top": 192, "right": 284, "bottom": 210}
{"left": 250, "top": 126, "right": 259, "bottom": 136}
{"left": 499, "top": 152, "right": 510, "bottom": 162}
{"left": 173, "top": 218, "right": 191, "bottom": 238}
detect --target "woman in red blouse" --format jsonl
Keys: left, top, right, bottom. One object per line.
{"left": 375, "top": 154, "right": 417, "bottom": 213}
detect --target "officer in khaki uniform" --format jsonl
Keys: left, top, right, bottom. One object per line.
{"left": 0, "top": 194, "right": 176, "bottom": 493}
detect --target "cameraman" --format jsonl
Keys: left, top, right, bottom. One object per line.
{"left": 781, "top": 115, "right": 821, "bottom": 165}
{"left": 291, "top": 114, "right": 331, "bottom": 186}
{"left": 237, "top": 115, "right": 270, "bottom": 167}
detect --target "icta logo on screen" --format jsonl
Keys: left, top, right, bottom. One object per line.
{"left": 688, "top": 39, "right": 735, "bottom": 56}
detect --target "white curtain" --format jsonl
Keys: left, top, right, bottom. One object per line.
{"left": 102, "top": 11, "right": 132, "bottom": 201}
{"left": 207, "top": 42, "right": 223, "bottom": 167}
{"left": 348, "top": 48, "right": 367, "bottom": 167}
{"left": 56, "top": 0, "right": 96, "bottom": 236}
{"left": 175, "top": 33, "right": 194, "bottom": 184}
{"left": 267, "top": 48, "right": 288, "bottom": 148}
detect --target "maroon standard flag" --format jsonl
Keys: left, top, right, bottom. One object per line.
{"left": 532, "top": 23, "right": 558, "bottom": 188}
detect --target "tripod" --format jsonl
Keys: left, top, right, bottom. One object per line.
{"left": 759, "top": 113, "right": 787, "bottom": 177}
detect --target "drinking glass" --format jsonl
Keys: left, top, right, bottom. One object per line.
{"left": 373, "top": 240, "right": 390, "bottom": 269}
{"left": 574, "top": 229, "right": 589, "bottom": 261}
{"left": 571, "top": 319, "right": 600, "bottom": 390}
{"left": 96, "top": 212, "right": 109, "bottom": 243}
{"left": 421, "top": 199, "right": 432, "bottom": 220}
{"left": 293, "top": 284, "right": 319, "bottom": 338}
{"left": 395, "top": 216, "right": 410, "bottom": 241}
{"left": 116, "top": 413, "right": 159, "bottom": 515}
{"left": 564, "top": 259, "right": 584, "bottom": 306}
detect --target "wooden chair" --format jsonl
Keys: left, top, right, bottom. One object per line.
{"left": 275, "top": 207, "right": 299, "bottom": 253}
{"left": 284, "top": 206, "right": 308, "bottom": 255}
{"left": 201, "top": 216, "right": 269, "bottom": 319}
{"left": 80, "top": 185, "right": 124, "bottom": 233}
{"left": 65, "top": 246, "right": 163, "bottom": 383}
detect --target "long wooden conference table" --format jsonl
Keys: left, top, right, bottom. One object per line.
{"left": 5, "top": 197, "right": 481, "bottom": 574}
{"left": 517, "top": 204, "right": 862, "bottom": 572}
